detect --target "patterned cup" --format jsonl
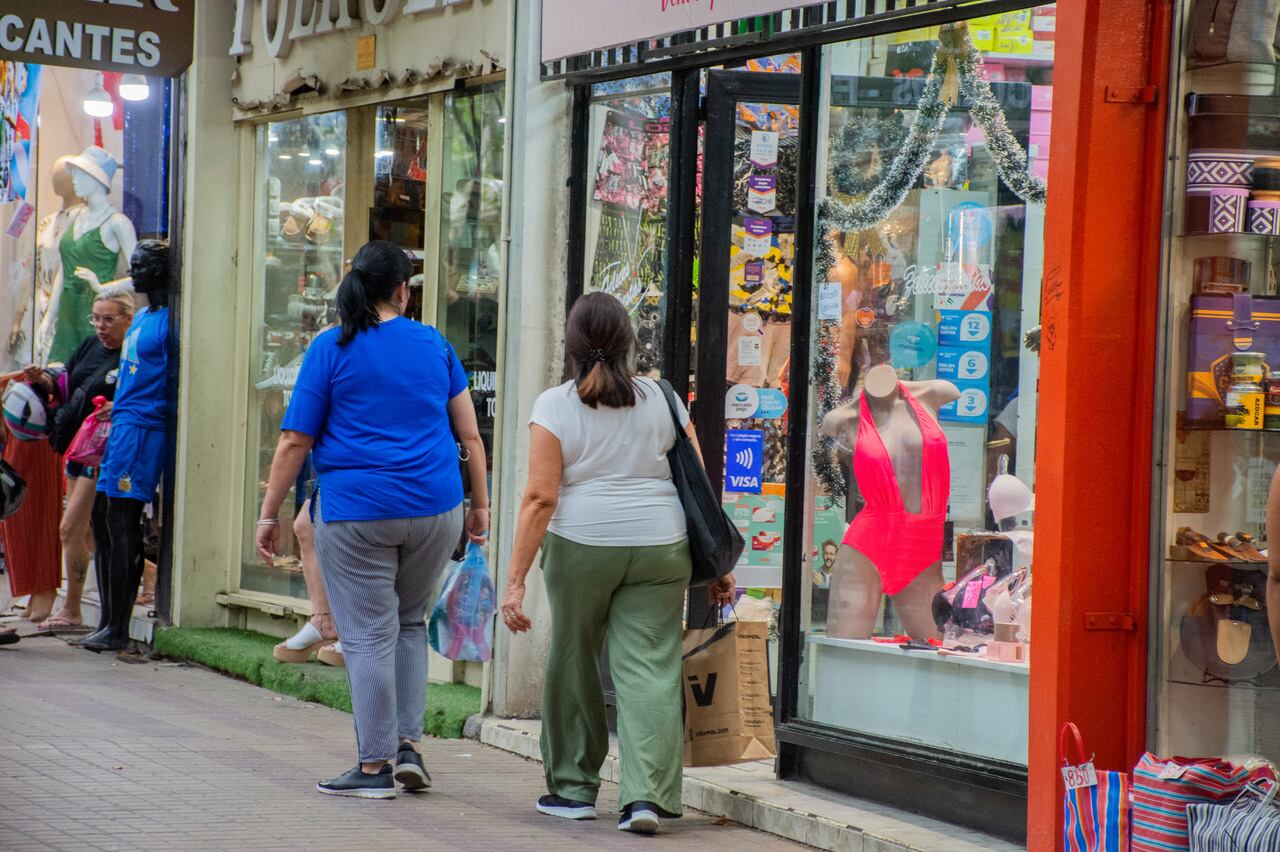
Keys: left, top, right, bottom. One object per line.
{"left": 1210, "top": 188, "right": 1250, "bottom": 234}
{"left": 1249, "top": 199, "right": 1280, "bottom": 235}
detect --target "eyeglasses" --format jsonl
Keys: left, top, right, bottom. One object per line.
{"left": 87, "top": 313, "right": 124, "bottom": 327}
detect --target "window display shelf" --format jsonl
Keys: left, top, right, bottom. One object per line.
{"left": 1167, "top": 557, "right": 1269, "bottom": 570}
{"left": 1178, "top": 232, "right": 1280, "bottom": 241}
{"left": 807, "top": 635, "right": 1030, "bottom": 674}
{"left": 1167, "top": 676, "right": 1280, "bottom": 692}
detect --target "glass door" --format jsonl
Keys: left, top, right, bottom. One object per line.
{"left": 696, "top": 71, "right": 802, "bottom": 684}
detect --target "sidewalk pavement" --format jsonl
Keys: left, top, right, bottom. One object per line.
{"left": 0, "top": 637, "right": 803, "bottom": 851}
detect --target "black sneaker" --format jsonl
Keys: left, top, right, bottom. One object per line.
{"left": 536, "top": 794, "right": 597, "bottom": 820}
{"left": 394, "top": 742, "right": 431, "bottom": 791}
{"left": 316, "top": 765, "right": 396, "bottom": 799}
{"left": 618, "top": 801, "right": 660, "bottom": 834}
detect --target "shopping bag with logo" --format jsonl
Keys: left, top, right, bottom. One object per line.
{"left": 427, "top": 542, "right": 496, "bottom": 662}
{"left": 1132, "top": 753, "right": 1256, "bottom": 851}
{"left": 1060, "top": 723, "right": 1132, "bottom": 852}
{"left": 65, "top": 396, "right": 111, "bottom": 467}
{"left": 1188, "top": 779, "right": 1280, "bottom": 850}
{"left": 681, "top": 619, "right": 775, "bottom": 767}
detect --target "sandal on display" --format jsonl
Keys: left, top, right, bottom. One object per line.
{"left": 1170, "top": 528, "right": 1232, "bottom": 562}
{"left": 273, "top": 622, "right": 326, "bottom": 663}
{"left": 1217, "top": 618, "right": 1253, "bottom": 665}
{"left": 317, "top": 641, "right": 345, "bottom": 668}
{"left": 1231, "top": 532, "right": 1269, "bottom": 563}
{"left": 1216, "top": 533, "right": 1267, "bottom": 563}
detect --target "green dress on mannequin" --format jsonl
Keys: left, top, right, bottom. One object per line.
{"left": 51, "top": 224, "right": 120, "bottom": 365}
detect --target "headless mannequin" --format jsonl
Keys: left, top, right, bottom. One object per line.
{"left": 82, "top": 242, "right": 168, "bottom": 653}
{"left": 10, "top": 157, "right": 83, "bottom": 361}
{"left": 821, "top": 365, "right": 959, "bottom": 639}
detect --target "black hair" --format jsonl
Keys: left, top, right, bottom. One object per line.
{"left": 336, "top": 240, "right": 412, "bottom": 345}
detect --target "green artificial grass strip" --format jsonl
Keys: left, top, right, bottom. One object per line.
{"left": 153, "top": 627, "right": 479, "bottom": 738}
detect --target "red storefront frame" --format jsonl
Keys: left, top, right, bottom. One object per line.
{"left": 1029, "top": 0, "right": 1172, "bottom": 845}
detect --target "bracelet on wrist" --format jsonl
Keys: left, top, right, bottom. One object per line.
{"left": 256, "top": 518, "right": 279, "bottom": 527}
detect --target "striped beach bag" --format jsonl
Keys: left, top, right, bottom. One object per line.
{"left": 1188, "top": 781, "right": 1280, "bottom": 850}
{"left": 1132, "top": 753, "right": 1252, "bottom": 851}
{"left": 1061, "top": 724, "right": 1132, "bottom": 852}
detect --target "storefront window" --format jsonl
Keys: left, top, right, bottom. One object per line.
{"left": 438, "top": 85, "right": 505, "bottom": 474}
{"left": 1152, "top": 7, "right": 1280, "bottom": 762}
{"left": 796, "top": 13, "right": 1053, "bottom": 767}
{"left": 372, "top": 104, "right": 429, "bottom": 318}
{"left": 582, "top": 74, "right": 672, "bottom": 376}
{"left": 241, "top": 111, "right": 346, "bottom": 598}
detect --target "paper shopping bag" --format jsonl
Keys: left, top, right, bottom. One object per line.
{"left": 681, "top": 620, "right": 776, "bottom": 767}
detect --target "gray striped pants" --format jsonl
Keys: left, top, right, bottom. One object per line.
{"left": 314, "top": 498, "right": 463, "bottom": 763}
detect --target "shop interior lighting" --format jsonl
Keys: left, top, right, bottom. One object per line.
{"left": 324, "top": 147, "right": 340, "bottom": 157}
{"left": 269, "top": 132, "right": 279, "bottom": 142}
{"left": 278, "top": 153, "right": 293, "bottom": 160}
{"left": 82, "top": 74, "right": 114, "bottom": 118}
{"left": 308, "top": 158, "right": 322, "bottom": 165}
{"left": 497, "top": 116, "right": 506, "bottom": 124}
{"left": 375, "top": 149, "right": 393, "bottom": 158}
{"left": 298, "top": 149, "right": 311, "bottom": 157}
{"left": 118, "top": 74, "right": 150, "bottom": 102}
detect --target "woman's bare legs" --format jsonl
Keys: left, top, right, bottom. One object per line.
{"left": 295, "top": 501, "right": 336, "bottom": 639}
{"left": 44, "top": 475, "right": 99, "bottom": 626}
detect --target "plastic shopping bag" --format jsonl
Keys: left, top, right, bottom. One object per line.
{"left": 65, "top": 396, "right": 111, "bottom": 466}
{"left": 428, "top": 542, "right": 496, "bottom": 662}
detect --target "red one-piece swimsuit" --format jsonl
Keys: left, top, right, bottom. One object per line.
{"left": 840, "top": 384, "right": 950, "bottom": 596}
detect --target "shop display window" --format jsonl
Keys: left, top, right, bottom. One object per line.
{"left": 372, "top": 103, "right": 429, "bottom": 320}
{"left": 437, "top": 84, "right": 505, "bottom": 475}
{"left": 240, "top": 111, "right": 346, "bottom": 598}
{"left": 793, "top": 13, "right": 1053, "bottom": 767}
{"left": 582, "top": 74, "right": 672, "bottom": 376}
{"left": 1152, "top": 2, "right": 1280, "bottom": 762}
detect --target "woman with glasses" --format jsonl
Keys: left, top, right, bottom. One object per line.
{"left": 20, "top": 290, "right": 134, "bottom": 633}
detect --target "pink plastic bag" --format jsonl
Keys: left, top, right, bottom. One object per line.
{"left": 65, "top": 396, "right": 111, "bottom": 467}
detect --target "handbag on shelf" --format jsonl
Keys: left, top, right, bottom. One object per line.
{"left": 1186, "top": 292, "right": 1280, "bottom": 425}
{"left": 1187, "top": 0, "right": 1280, "bottom": 68}
{"left": 1060, "top": 723, "right": 1132, "bottom": 852}
{"left": 657, "top": 379, "right": 745, "bottom": 587}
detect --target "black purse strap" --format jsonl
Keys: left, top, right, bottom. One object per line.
{"left": 656, "top": 379, "right": 686, "bottom": 441}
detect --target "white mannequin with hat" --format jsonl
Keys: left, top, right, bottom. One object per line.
{"left": 47, "top": 145, "right": 137, "bottom": 365}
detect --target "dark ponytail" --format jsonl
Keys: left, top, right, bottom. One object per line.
{"left": 336, "top": 240, "right": 412, "bottom": 345}
{"left": 566, "top": 291, "right": 638, "bottom": 409}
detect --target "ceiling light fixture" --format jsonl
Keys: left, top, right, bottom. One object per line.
{"left": 82, "top": 74, "right": 113, "bottom": 118}
{"left": 324, "top": 147, "right": 340, "bottom": 157}
{"left": 118, "top": 73, "right": 150, "bottom": 102}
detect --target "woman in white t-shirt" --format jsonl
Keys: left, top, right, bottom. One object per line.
{"left": 502, "top": 292, "right": 735, "bottom": 835}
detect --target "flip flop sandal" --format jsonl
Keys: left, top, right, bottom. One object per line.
{"left": 36, "top": 617, "right": 91, "bottom": 635}
{"left": 273, "top": 622, "right": 325, "bottom": 663}
{"left": 1171, "top": 528, "right": 1230, "bottom": 562}
{"left": 1217, "top": 533, "right": 1267, "bottom": 563}
{"left": 1234, "top": 533, "right": 1270, "bottom": 563}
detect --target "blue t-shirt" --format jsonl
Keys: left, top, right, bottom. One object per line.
{"left": 282, "top": 317, "right": 469, "bottom": 522}
{"left": 113, "top": 306, "right": 169, "bottom": 430}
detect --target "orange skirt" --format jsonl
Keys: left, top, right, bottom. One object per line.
{"left": 2, "top": 437, "right": 63, "bottom": 598}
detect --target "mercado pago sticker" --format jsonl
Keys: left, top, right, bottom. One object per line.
{"left": 741, "top": 311, "right": 763, "bottom": 334}
{"left": 747, "top": 175, "right": 777, "bottom": 213}
{"left": 743, "top": 260, "right": 764, "bottom": 286}
{"left": 937, "top": 310, "right": 992, "bottom": 346}
{"left": 725, "top": 383, "right": 760, "bottom": 419}
{"left": 936, "top": 348, "right": 990, "bottom": 382}
{"left": 749, "top": 130, "right": 779, "bottom": 168}
{"left": 742, "top": 217, "right": 773, "bottom": 256}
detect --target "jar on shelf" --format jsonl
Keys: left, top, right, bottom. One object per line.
{"left": 1225, "top": 377, "right": 1265, "bottom": 430}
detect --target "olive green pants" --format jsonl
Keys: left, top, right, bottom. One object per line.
{"left": 540, "top": 533, "right": 691, "bottom": 815}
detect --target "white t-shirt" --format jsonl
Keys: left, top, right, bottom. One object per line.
{"left": 530, "top": 377, "right": 690, "bottom": 547}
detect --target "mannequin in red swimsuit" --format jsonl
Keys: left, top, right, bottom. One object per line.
{"left": 819, "top": 365, "right": 959, "bottom": 640}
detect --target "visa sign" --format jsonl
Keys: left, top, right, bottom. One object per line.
{"left": 724, "top": 429, "right": 763, "bottom": 494}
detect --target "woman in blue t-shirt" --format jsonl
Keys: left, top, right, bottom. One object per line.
{"left": 256, "top": 240, "right": 489, "bottom": 800}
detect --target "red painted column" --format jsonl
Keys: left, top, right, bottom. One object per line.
{"left": 1028, "top": 0, "right": 1171, "bottom": 846}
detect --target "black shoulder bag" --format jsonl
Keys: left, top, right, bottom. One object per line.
{"left": 657, "top": 379, "right": 744, "bottom": 586}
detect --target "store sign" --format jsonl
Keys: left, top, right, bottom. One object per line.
{"left": 230, "top": 0, "right": 472, "bottom": 60}
{"left": 541, "top": 0, "right": 800, "bottom": 62}
{"left": 0, "top": 0, "right": 193, "bottom": 76}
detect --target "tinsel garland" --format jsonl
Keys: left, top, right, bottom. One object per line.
{"left": 809, "top": 24, "right": 1046, "bottom": 501}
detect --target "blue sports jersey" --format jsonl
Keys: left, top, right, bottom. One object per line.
{"left": 112, "top": 306, "right": 169, "bottom": 429}
{"left": 281, "top": 317, "right": 469, "bottom": 522}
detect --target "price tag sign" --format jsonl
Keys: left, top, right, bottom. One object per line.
{"left": 1061, "top": 762, "right": 1098, "bottom": 790}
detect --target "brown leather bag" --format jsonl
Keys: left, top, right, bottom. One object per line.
{"left": 1187, "top": 0, "right": 1280, "bottom": 67}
